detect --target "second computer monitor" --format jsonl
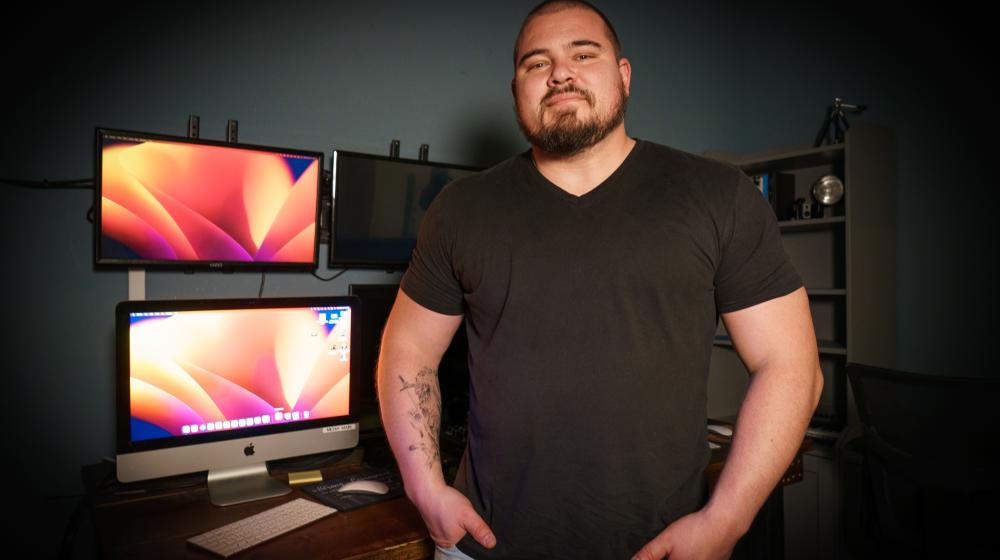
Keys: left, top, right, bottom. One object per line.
{"left": 330, "top": 150, "right": 480, "bottom": 269}
{"left": 96, "top": 128, "right": 323, "bottom": 271}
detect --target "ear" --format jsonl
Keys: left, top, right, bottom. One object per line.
{"left": 618, "top": 57, "right": 632, "bottom": 96}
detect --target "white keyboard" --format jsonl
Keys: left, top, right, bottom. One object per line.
{"left": 187, "top": 498, "right": 337, "bottom": 558}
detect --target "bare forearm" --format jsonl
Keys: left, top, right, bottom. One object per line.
{"left": 373, "top": 296, "right": 493, "bottom": 549}
{"left": 377, "top": 346, "right": 448, "bottom": 502}
{"left": 704, "top": 363, "right": 823, "bottom": 535}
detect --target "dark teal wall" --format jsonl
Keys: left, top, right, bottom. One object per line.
{"left": 1, "top": 1, "right": 992, "bottom": 554}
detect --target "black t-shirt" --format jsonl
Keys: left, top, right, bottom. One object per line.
{"left": 400, "top": 140, "right": 801, "bottom": 559}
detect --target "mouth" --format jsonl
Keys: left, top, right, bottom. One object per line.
{"left": 545, "top": 93, "right": 586, "bottom": 107}
{"left": 543, "top": 87, "right": 593, "bottom": 108}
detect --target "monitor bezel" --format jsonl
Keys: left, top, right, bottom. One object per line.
{"left": 95, "top": 127, "right": 324, "bottom": 271}
{"left": 328, "top": 149, "right": 481, "bottom": 270}
{"left": 115, "top": 296, "right": 361, "bottom": 455}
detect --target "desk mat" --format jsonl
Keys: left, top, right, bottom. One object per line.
{"left": 300, "top": 467, "right": 405, "bottom": 511}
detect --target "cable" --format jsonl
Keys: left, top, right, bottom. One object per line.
{"left": 2, "top": 178, "right": 98, "bottom": 222}
{"left": 58, "top": 493, "right": 92, "bottom": 560}
{"left": 258, "top": 272, "right": 266, "bottom": 298}
{"left": 312, "top": 269, "right": 349, "bottom": 282}
{"left": 1, "top": 177, "right": 94, "bottom": 189}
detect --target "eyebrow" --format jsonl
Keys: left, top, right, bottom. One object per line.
{"left": 517, "top": 39, "right": 605, "bottom": 68}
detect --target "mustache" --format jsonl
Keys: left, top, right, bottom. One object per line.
{"left": 542, "top": 85, "right": 595, "bottom": 105}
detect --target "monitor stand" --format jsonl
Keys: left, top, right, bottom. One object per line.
{"left": 206, "top": 463, "right": 291, "bottom": 507}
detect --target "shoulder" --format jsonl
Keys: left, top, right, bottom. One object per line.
{"left": 431, "top": 151, "right": 529, "bottom": 209}
{"left": 635, "top": 140, "right": 744, "bottom": 187}
{"left": 629, "top": 140, "right": 747, "bottom": 212}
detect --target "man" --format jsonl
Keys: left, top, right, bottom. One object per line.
{"left": 377, "top": 1, "right": 824, "bottom": 559}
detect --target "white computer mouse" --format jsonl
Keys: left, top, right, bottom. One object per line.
{"left": 338, "top": 480, "right": 390, "bottom": 495}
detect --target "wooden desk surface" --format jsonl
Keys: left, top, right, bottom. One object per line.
{"left": 91, "top": 449, "right": 433, "bottom": 560}
{"left": 704, "top": 434, "right": 811, "bottom": 489}
{"left": 91, "top": 432, "right": 808, "bottom": 559}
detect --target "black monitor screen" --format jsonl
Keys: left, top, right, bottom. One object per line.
{"left": 330, "top": 151, "right": 479, "bottom": 269}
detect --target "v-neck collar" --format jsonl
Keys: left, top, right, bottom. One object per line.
{"left": 522, "top": 139, "right": 644, "bottom": 206}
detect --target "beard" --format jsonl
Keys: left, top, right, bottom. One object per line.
{"left": 517, "top": 81, "right": 628, "bottom": 156}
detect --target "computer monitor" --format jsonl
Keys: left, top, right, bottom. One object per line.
{"left": 115, "top": 296, "right": 361, "bottom": 506}
{"left": 96, "top": 128, "right": 323, "bottom": 270}
{"left": 329, "top": 150, "right": 480, "bottom": 269}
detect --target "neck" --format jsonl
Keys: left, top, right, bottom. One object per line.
{"left": 530, "top": 126, "right": 636, "bottom": 197}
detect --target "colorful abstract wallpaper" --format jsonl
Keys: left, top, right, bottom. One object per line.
{"left": 128, "top": 306, "right": 351, "bottom": 442}
{"left": 101, "top": 137, "right": 319, "bottom": 263}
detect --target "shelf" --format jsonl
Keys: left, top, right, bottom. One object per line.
{"left": 807, "top": 289, "right": 846, "bottom": 296}
{"left": 713, "top": 336, "right": 846, "bottom": 356}
{"left": 705, "top": 122, "right": 895, "bottom": 435}
{"left": 817, "top": 340, "right": 847, "bottom": 356}
{"left": 706, "top": 143, "right": 845, "bottom": 175}
{"left": 778, "top": 216, "right": 845, "bottom": 231}
{"left": 805, "top": 425, "right": 844, "bottom": 442}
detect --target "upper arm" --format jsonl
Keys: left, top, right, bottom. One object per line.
{"left": 720, "top": 286, "right": 819, "bottom": 376}
{"left": 380, "top": 289, "right": 464, "bottom": 367}
{"left": 714, "top": 171, "right": 802, "bottom": 315}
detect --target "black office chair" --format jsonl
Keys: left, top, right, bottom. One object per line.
{"left": 847, "top": 362, "right": 999, "bottom": 558}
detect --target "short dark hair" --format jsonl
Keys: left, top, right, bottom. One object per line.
{"left": 513, "top": 0, "right": 623, "bottom": 67}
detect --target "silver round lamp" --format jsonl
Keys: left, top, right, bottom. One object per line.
{"left": 812, "top": 174, "right": 844, "bottom": 206}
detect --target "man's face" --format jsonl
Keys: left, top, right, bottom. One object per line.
{"left": 513, "top": 6, "right": 631, "bottom": 155}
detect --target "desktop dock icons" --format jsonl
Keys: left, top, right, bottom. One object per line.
{"left": 181, "top": 411, "right": 314, "bottom": 436}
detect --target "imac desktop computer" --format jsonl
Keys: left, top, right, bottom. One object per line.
{"left": 114, "top": 296, "right": 361, "bottom": 506}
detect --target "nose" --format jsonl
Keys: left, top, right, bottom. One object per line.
{"left": 546, "top": 57, "right": 574, "bottom": 88}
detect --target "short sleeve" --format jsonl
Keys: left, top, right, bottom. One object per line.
{"left": 399, "top": 187, "right": 466, "bottom": 315}
{"left": 714, "top": 170, "right": 802, "bottom": 313}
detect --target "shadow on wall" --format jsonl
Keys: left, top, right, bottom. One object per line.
{"left": 455, "top": 105, "right": 527, "bottom": 169}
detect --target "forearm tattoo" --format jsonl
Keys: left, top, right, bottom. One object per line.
{"left": 398, "top": 367, "right": 441, "bottom": 469}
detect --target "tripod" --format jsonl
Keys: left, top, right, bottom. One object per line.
{"left": 814, "top": 98, "right": 867, "bottom": 147}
